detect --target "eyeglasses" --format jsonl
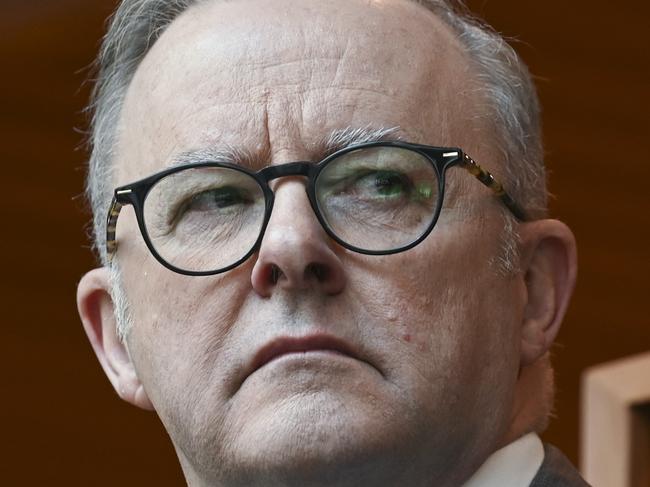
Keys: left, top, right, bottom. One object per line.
{"left": 106, "top": 141, "right": 527, "bottom": 276}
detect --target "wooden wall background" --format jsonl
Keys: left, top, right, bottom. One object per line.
{"left": 2, "top": 0, "right": 648, "bottom": 484}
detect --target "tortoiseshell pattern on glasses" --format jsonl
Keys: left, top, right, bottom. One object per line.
{"left": 459, "top": 153, "right": 527, "bottom": 221}
{"left": 106, "top": 200, "right": 123, "bottom": 258}
{"left": 105, "top": 141, "right": 528, "bottom": 270}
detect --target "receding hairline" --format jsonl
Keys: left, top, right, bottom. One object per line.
{"left": 136, "top": 0, "right": 475, "bottom": 91}
{"left": 176, "top": 0, "right": 467, "bottom": 44}
{"left": 115, "top": 0, "right": 485, "bottom": 182}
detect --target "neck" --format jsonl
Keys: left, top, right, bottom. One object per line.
{"left": 501, "top": 354, "right": 553, "bottom": 447}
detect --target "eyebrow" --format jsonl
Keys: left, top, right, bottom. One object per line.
{"left": 168, "top": 125, "right": 406, "bottom": 169}
{"left": 169, "top": 145, "right": 251, "bottom": 167}
{"left": 318, "top": 125, "right": 404, "bottom": 156}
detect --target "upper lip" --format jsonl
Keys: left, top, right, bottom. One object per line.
{"left": 249, "top": 333, "right": 360, "bottom": 375}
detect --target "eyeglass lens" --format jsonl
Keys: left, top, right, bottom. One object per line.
{"left": 142, "top": 146, "right": 440, "bottom": 273}
{"left": 315, "top": 146, "right": 440, "bottom": 251}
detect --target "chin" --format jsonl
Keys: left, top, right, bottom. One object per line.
{"left": 187, "top": 392, "right": 420, "bottom": 487}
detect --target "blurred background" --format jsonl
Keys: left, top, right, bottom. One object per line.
{"left": 2, "top": 0, "right": 648, "bottom": 484}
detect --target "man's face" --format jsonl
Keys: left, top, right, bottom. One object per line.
{"left": 113, "top": 0, "right": 523, "bottom": 484}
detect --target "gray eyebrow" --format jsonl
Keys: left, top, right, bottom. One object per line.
{"left": 169, "top": 145, "right": 251, "bottom": 167}
{"left": 318, "top": 125, "right": 404, "bottom": 156}
{"left": 168, "top": 125, "right": 405, "bottom": 169}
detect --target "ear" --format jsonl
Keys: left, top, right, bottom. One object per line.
{"left": 77, "top": 267, "right": 154, "bottom": 411}
{"left": 518, "top": 219, "right": 577, "bottom": 366}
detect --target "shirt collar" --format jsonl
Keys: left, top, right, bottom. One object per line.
{"left": 462, "top": 433, "right": 545, "bottom": 487}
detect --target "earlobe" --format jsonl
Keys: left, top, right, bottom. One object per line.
{"left": 518, "top": 220, "right": 577, "bottom": 366}
{"left": 76, "top": 267, "right": 154, "bottom": 411}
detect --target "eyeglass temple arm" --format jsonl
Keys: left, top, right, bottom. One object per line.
{"left": 459, "top": 153, "right": 528, "bottom": 221}
{"left": 105, "top": 196, "right": 124, "bottom": 262}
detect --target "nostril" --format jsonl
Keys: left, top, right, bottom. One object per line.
{"left": 305, "top": 263, "right": 329, "bottom": 282}
{"left": 270, "top": 264, "right": 284, "bottom": 284}
{"left": 250, "top": 215, "right": 347, "bottom": 296}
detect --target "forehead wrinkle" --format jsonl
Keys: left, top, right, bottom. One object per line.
{"left": 121, "top": 0, "right": 482, "bottom": 186}
{"left": 167, "top": 125, "right": 410, "bottom": 172}
{"left": 166, "top": 1, "right": 469, "bottom": 104}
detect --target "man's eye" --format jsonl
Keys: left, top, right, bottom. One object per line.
{"left": 184, "top": 186, "right": 250, "bottom": 212}
{"left": 351, "top": 170, "right": 413, "bottom": 199}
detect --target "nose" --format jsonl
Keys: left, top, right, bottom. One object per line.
{"left": 250, "top": 180, "right": 347, "bottom": 297}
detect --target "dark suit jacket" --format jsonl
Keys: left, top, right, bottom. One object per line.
{"left": 530, "top": 444, "right": 591, "bottom": 487}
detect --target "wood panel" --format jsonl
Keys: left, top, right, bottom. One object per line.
{"left": 2, "top": 0, "right": 648, "bottom": 484}
{"left": 581, "top": 353, "right": 650, "bottom": 486}
{"left": 631, "top": 404, "right": 650, "bottom": 487}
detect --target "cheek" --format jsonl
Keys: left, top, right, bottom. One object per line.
{"left": 122, "top": 262, "right": 252, "bottom": 411}
{"left": 347, "top": 240, "right": 520, "bottom": 450}
{"left": 358, "top": 223, "right": 519, "bottom": 381}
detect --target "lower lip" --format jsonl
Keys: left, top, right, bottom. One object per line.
{"left": 264, "top": 349, "right": 349, "bottom": 365}
{"left": 253, "top": 349, "right": 359, "bottom": 374}
{"left": 239, "top": 350, "right": 375, "bottom": 390}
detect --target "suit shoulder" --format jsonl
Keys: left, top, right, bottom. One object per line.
{"left": 530, "top": 443, "right": 591, "bottom": 487}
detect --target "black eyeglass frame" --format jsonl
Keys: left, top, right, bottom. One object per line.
{"left": 106, "top": 141, "right": 528, "bottom": 276}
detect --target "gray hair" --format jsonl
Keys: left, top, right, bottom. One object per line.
{"left": 86, "top": 0, "right": 546, "bottom": 266}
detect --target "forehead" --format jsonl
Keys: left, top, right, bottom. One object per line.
{"left": 116, "top": 0, "right": 482, "bottom": 183}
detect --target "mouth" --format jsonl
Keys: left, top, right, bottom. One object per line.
{"left": 249, "top": 334, "right": 361, "bottom": 376}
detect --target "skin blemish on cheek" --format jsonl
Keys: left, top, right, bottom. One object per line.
{"left": 400, "top": 324, "right": 432, "bottom": 353}
{"left": 400, "top": 331, "right": 429, "bottom": 353}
